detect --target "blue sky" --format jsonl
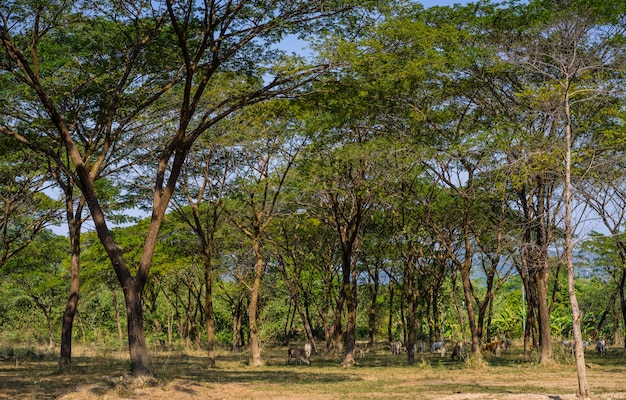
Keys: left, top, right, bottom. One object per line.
{"left": 420, "top": 0, "right": 473, "bottom": 6}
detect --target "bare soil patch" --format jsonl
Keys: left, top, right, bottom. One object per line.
{"left": 1, "top": 344, "right": 625, "bottom": 399}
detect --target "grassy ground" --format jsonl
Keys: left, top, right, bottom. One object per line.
{"left": 1, "top": 342, "right": 625, "bottom": 399}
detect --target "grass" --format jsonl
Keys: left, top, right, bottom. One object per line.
{"left": 1, "top": 342, "right": 625, "bottom": 399}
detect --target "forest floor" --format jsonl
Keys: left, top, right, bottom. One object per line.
{"left": 1, "top": 342, "right": 625, "bottom": 400}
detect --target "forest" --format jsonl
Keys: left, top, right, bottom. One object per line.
{"left": 1, "top": 1, "right": 626, "bottom": 398}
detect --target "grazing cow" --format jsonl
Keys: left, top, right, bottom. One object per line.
{"left": 304, "top": 342, "right": 312, "bottom": 358}
{"left": 430, "top": 341, "right": 446, "bottom": 356}
{"left": 596, "top": 339, "right": 606, "bottom": 355}
{"left": 288, "top": 348, "right": 311, "bottom": 365}
{"left": 483, "top": 340, "right": 506, "bottom": 356}
{"left": 391, "top": 340, "right": 403, "bottom": 356}
{"left": 451, "top": 341, "right": 464, "bottom": 361}
{"left": 582, "top": 340, "right": 589, "bottom": 351}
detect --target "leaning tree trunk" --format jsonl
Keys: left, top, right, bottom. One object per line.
{"left": 59, "top": 188, "right": 86, "bottom": 369}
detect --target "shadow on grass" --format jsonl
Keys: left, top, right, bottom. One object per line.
{"left": 1, "top": 345, "right": 624, "bottom": 399}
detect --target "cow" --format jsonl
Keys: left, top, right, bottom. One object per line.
{"left": 430, "top": 341, "right": 446, "bottom": 356}
{"left": 288, "top": 347, "right": 311, "bottom": 365}
{"left": 304, "top": 342, "right": 312, "bottom": 358}
{"left": 483, "top": 340, "right": 503, "bottom": 356}
{"left": 355, "top": 347, "right": 366, "bottom": 358}
{"left": 391, "top": 340, "right": 403, "bottom": 356}
{"left": 596, "top": 339, "right": 606, "bottom": 356}
{"left": 451, "top": 341, "right": 464, "bottom": 361}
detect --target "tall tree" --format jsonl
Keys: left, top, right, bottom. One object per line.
{"left": 495, "top": 0, "right": 626, "bottom": 395}
{"left": 219, "top": 103, "right": 302, "bottom": 366}
{"left": 0, "top": 0, "right": 366, "bottom": 375}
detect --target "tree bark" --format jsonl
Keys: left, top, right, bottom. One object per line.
{"left": 406, "top": 254, "right": 416, "bottom": 365}
{"left": 204, "top": 253, "right": 217, "bottom": 367}
{"left": 248, "top": 239, "right": 265, "bottom": 366}
{"left": 367, "top": 264, "right": 380, "bottom": 350}
{"left": 124, "top": 282, "right": 150, "bottom": 376}
{"left": 59, "top": 214, "right": 81, "bottom": 367}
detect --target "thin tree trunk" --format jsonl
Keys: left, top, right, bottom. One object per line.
{"left": 564, "top": 93, "right": 589, "bottom": 398}
{"left": 341, "top": 251, "right": 356, "bottom": 367}
{"left": 387, "top": 280, "right": 394, "bottom": 344}
{"left": 406, "top": 255, "right": 416, "bottom": 365}
{"left": 248, "top": 239, "right": 264, "bottom": 366}
{"left": 367, "top": 265, "right": 380, "bottom": 351}
{"left": 59, "top": 224, "right": 81, "bottom": 367}
{"left": 205, "top": 253, "right": 217, "bottom": 367}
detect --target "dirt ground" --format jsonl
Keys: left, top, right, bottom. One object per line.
{"left": 1, "top": 344, "right": 625, "bottom": 400}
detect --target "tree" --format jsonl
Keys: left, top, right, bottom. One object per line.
{"left": 494, "top": 0, "right": 626, "bottom": 395}
{"left": 218, "top": 103, "right": 303, "bottom": 366}
{"left": 0, "top": 0, "right": 367, "bottom": 375}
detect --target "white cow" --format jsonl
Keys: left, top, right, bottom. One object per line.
{"left": 430, "top": 341, "right": 446, "bottom": 356}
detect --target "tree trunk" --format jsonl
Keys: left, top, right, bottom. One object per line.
{"left": 248, "top": 239, "right": 265, "bottom": 366}
{"left": 367, "top": 265, "right": 380, "bottom": 351}
{"left": 451, "top": 272, "right": 467, "bottom": 343}
{"left": 59, "top": 224, "right": 81, "bottom": 368}
{"left": 232, "top": 293, "right": 244, "bottom": 352}
{"left": 461, "top": 266, "right": 479, "bottom": 356}
{"left": 564, "top": 94, "right": 589, "bottom": 398}
{"left": 124, "top": 282, "right": 150, "bottom": 376}
{"left": 406, "top": 255, "right": 416, "bottom": 364}
{"left": 341, "top": 252, "right": 356, "bottom": 367}
{"left": 535, "top": 267, "right": 553, "bottom": 363}
{"left": 204, "top": 254, "right": 217, "bottom": 368}
{"left": 387, "top": 280, "right": 394, "bottom": 344}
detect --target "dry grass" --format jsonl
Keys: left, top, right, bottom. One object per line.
{"left": 1, "top": 343, "right": 625, "bottom": 400}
